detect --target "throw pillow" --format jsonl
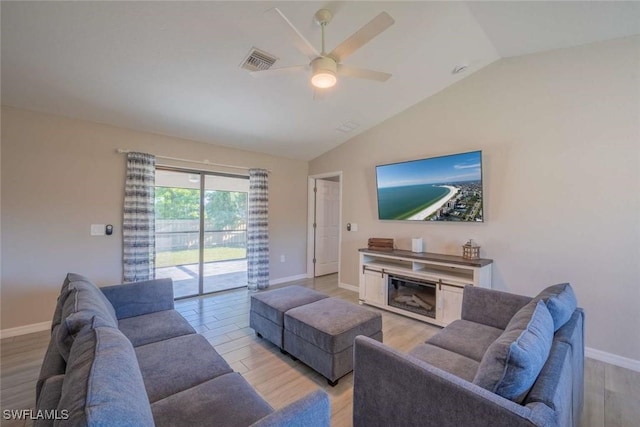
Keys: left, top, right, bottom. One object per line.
{"left": 52, "top": 273, "right": 100, "bottom": 331}
{"left": 55, "top": 278, "right": 119, "bottom": 361}
{"left": 57, "top": 322, "right": 154, "bottom": 426}
{"left": 473, "top": 299, "right": 554, "bottom": 403}
{"left": 534, "top": 283, "right": 577, "bottom": 332}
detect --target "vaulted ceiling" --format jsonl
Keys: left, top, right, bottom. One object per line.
{"left": 2, "top": 1, "right": 639, "bottom": 160}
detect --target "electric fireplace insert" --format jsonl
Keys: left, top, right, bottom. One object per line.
{"left": 387, "top": 274, "right": 437, "bottom": 319}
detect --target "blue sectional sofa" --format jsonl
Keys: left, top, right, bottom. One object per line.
{"left": 353, "top": 284, "right": 584, "bottom": 427}
{"left": 35, "top": 273, "right": 330, "bottom": 427}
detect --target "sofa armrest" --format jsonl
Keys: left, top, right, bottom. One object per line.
{"left": 100, "top": 278, "right": 174, "bottom": 319}
{"left": 353, "top": 336, "right": 555, "bottom": 427}
{"left": 461, "top": 286, "right": 532, "bottom": 330}
{"left": 249, "top": 390, "right": 330, "bottom": 427}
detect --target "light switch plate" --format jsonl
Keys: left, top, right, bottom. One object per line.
{"left": 91, "top": 224, "right": 105, "bottom": 236}
{"left": 351, "top": 223, "right": 358, "bottom": 232}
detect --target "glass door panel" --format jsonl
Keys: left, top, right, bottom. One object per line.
{"left": 203, "top": 175, "right": 248, "bottom": 294}
{"left": 154, "top": 170, "right": 201, "bottom": 298}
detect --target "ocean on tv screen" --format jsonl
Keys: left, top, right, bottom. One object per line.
{"left": 377, "top": 180, "right": 483, "bottom": 221}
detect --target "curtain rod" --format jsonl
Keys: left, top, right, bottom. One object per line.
{"left": 116, "top": 149, "right": 271, "bottom": 173}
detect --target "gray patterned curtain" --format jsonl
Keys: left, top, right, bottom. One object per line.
{"left": 123, "top": 152, "right": 156, "bottom": 282}
{"left": 247, "top": 169, "right": 269, "bottom": 291}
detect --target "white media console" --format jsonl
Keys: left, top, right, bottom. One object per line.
{"left": 358, "top": 248, "right": 493, "bottom": 327}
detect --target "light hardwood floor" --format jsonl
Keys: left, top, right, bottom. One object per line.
{"left": 1, "top": 274, "right": 638, "bottom": 426}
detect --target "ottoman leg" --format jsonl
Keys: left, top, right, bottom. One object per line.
{"left": 256, "top": 332, "right": 263, "bottom": 338}
{"left": 327, "top": 378, "right": 339, "bottom": 387}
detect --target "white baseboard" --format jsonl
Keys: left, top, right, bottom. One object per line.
{"left": 586, "top": 347, "right": 640, "bottom": 372}
{"left": 0, "top": 321, "right": 51, "bottom": 339}
{"left": 339, "top": 282, "right": 359, "bottom": 293}
{"left": 269, "top": 274, "right": 309, "bottom": 286}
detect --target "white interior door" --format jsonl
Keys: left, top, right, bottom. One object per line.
{"left": 314, "top": 179, "right": 340, "bottom": 276}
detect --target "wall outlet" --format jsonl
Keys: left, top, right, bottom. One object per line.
{"left": 280, "top": 255, "right": 285, "bottom": 263}
{"left": 90, "top": 224, "right": 105, "bottom": 236}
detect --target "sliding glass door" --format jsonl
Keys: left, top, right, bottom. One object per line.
{"left": 154, "top": 168, "right": 248, "bottom": 298}
{"left": 203, "top": 175, "right": 248, "bottom": 293}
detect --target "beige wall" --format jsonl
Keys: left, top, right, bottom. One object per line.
{"left": 310, "top": 36, "right": 640, "bottom": 361}
{"left": 1, "top": 108, "right": 309, "bottom": 329}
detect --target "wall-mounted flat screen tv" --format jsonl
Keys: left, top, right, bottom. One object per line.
{"left": 376, "top": 150, "right": 483, "bottom": 222}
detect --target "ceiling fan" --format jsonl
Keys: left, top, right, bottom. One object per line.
{"left": 252, "top": 8, "right": 395, "bottom": 90}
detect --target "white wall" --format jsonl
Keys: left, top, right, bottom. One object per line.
{"left": 1, "top": 108, "right": 309, "bottom": 330}
{"left": 309, "top": 36, "right": 640, "bottom": 362}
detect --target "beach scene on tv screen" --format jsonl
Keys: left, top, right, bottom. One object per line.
{"left": 376, "top": 151, "right": 483, "bottom": 222}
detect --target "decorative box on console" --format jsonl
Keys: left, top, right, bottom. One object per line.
{"left": 367, "top": 238, "right": 394, "bottom": 251}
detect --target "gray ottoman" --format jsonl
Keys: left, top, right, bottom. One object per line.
{"left": 283, "top": 297, "right": 383, "bottom": 386}
{"left": 250, "top": 285, "right": 329, "bottom": 348}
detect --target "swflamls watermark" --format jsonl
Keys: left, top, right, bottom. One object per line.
{"left": 3, "top": 409, "right": 69, "bottom": 421}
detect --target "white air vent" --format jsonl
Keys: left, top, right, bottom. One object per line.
{"left": 240, "top": 48, "right": 278, "bottom": 72}
{"left": 336, "top": 120, "right": 360, "bottom": 133}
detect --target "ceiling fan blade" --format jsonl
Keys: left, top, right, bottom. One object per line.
{"left": 329, "top": 12, "right": 394, "bottom": 62}
{"left": 337, "top": 64, "right": 391, "bottom": 82}
{"left": 250, "top": 65, "right": 307, "bottom": 77}
{"left": 269, "top": 8, "right": 320, "bottom": 61}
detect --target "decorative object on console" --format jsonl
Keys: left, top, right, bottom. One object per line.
{"left": 411, "top": 237, "right": 423, "bottom": 253}
{"left": 367, "top": 238, "right": 394, "bottom": 251}
{"left": 462, "top": 239, "right": 480, "bottom": 259}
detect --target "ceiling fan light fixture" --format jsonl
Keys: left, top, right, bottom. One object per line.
{"left": 311, "top": 70, "right": 336, "bottom": 89}
{"left": 311, "top": 56, "right": 337, "bottom": 89}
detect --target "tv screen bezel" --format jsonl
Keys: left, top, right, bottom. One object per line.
{"left": 375, "top": 150, "right": 484, "bottom": 223}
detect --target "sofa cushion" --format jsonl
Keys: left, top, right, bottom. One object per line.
{"left": 52, "top": 274, "right": 114, "bottom": 332}
{"left": 473, "top": 299, "right": 554, "bottom": 403}
{"left": 118, "top": 309, "right": 196, "bottom": 347}
{"left": 100, "top": 278, "right": 175, "bottom": 320}
{"left": 34, "top": 375, "right": 65, "bottom": 427}
{"left": 51, "top": 274, "right": 74, "bottom": 331}
{"left": 534, "top": 283, "right": 577, "bottom": 332}
{"left": 426, "top": 319, "right": 503, "bottom": 362}
{"left": 69, "top": 274, "right": 117, "bottom": 320}
{"left": 151, "top": 373, "right": 274, "bottom": 427}
{"left": 461, "top": 286, "right": 532, "bottom": 330}
{"left": 409, "top": 343, "right": 480, "bottom": 382}
{"left": 55, "top": 279, "right": 119, "bottom": 360}
{"left": 552, "top": 309, "right": 585, "bottom": 422}
{"left": 57, "top": 323, "right": 154, "bottom": 427}
{"left": 522, "top": 341, "right": 574, "bottom": 427}
{"left": 36, "top": 338, "right": 67, "bottom": 403}
{"left": 135, "top": 333, "right": 234, "bottom": 403}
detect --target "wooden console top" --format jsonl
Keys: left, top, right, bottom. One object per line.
{"left": 358, "top": 248, "right": 493, "bottom": 267}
